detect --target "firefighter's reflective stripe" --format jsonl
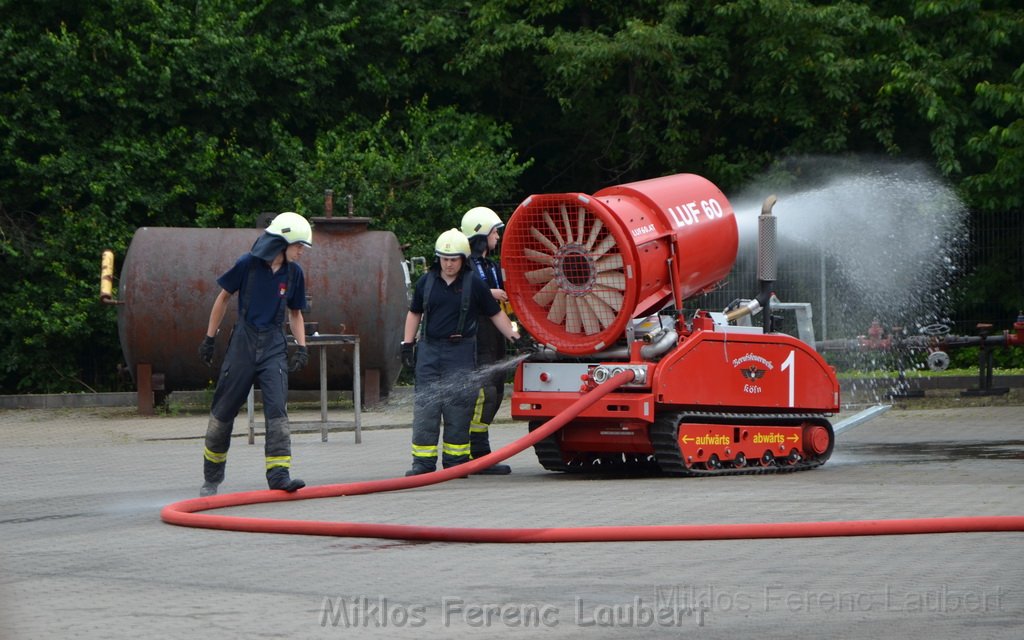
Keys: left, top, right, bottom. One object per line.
{"left": 469, "top": 422, "right": 489, "bottom": 435}
{"left": 412, "top": 444, "right": 438, "bottom": 458}
{"left": 471, "top": 388, "right": 488, "bottom": 427}
{"left": 204, "top": 447, "right": 227, "bottom": 464}
{"left": 443, "top": 442, "right": 470, "bottom": 458}
{"left": 265, "top": 455, "right": 292, "bottom": 470}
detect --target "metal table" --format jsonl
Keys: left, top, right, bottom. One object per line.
{"left": 247, "top": 334, "right": 362, "bottom": 444}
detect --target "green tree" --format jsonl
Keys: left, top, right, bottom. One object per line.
{"left": 400, "top": 0, "right": 1021, "bottom": 196}
{"left": 1, "top": 0, "right": 1021, "bottom": 392}
{"left": 293, "top": 99, "right": 528, "bottom": 259}
{"left": 0, "top": 0, "right": 526, "bottom": 392}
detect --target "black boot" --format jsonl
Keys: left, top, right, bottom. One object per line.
{"left": 405, "top": 461, "right": 435, "bottom": 477}
{"left": 472, "top": 462, "right": 512, "bottom": 475}
{"left": 267, "top": 467, "right": 305, "bottom": 492}
{"left": 470, "top": 449, "right": 511, "bottom": 475}
{"left": 201, "top": 458, "right": 226, "bottom": 496}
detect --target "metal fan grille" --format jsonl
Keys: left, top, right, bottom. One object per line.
{"left": 505, "top": 197, "right": 630, "bottom": 353}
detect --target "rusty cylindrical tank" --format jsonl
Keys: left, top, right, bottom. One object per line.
{"left": 117, "top": 218, "right": 406, "bottom": 394}
{"left": 502, "top": 173, "right": 738, "bottom": 355}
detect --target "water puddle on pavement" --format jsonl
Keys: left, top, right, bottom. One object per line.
{"left": 839, "top": 440, "right": 1024, "bottom": 464}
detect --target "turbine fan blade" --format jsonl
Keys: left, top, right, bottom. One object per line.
{"left": 565, "top": 296, "right": 582, "bottom": 334}
{"left": 595, "top": 271, "right": 626, "bottom": 290}
{"left": 560, "top": 204, "right": 573, "bottom": 243}
{"left": 543, "top": 212, "right": 565, "bottom": 246}
{"left": 594, "top": 254, "right": 623, "bottom": 272}
{"left": 576, "top": 294, "right": 601, "bottom": 335}
{"left": 591, "top": 233, "right": 618, "bottom": 259}
{"left": 525, "top": 267, "right": 555, "bottom": 285}
{"left": 576, "top": 207, "right": 586, "bottom": 244}
{"left": 533, "top": 280, "right": 559, "bottom": 307}
{"left": 530, "top": 227, "right": 559, "bottom": 254}
{"left": 548, "top": 291, "right": 567, "bottom": 324}
{"left": 591, "top": 285, "right": 624, "bottom": 312}
{"left": 581, "top": 292, "right": 617, "bottom": 329}
{"left": 585, "top": 218, "right": 604, "bottom": 251}
{"left": 525, "top": 248, "right": 553, "bottom": 265}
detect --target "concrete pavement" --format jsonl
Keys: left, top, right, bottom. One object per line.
{"left": 1, "top": 398, "right": 1022, "bottom": 639}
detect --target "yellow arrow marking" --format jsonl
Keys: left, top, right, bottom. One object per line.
{"left": 787, "top": 434, "right": 800, "bottom": 442}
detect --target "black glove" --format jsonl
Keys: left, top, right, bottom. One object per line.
{"left": 519, "top": 336, "right": 554, "bottom": 361}
{"left": 516, "top": 335, "right": 537, "bottom": 354}
{"left": 288, "top": 345, "right": 309, "bottom": 373}
{"left": 198, "top": 335, "right": 216, "bottom": 367}
{"left": 400, "top": 342, "right": 416, "bottom": 369}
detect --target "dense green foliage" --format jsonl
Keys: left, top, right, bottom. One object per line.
{"left": 1, "top": 0, "right": 1021, "bottom": 392}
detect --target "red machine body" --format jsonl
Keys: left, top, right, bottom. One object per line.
{"left": 504, "top": 173, "right": 738, "bottom": 355}
{"left": 503, "top": 173, "right": 840, "bottom": 475}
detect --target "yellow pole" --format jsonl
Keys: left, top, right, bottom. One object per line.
{"left": 100, "top": 250, "right": 115, "bottom": 303}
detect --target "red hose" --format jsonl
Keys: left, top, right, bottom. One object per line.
{"left": 161, "top": 369, "right": 1024, "bottom": 541}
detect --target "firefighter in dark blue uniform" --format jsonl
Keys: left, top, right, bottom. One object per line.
{"left": 401, "top": 229, "right": 520, "bottom": 476}
{"left": 197, "top": 212, "right": 312, "bottom": 496}
{"left": 461, "top": 206, "right": 513, "bottom": 474}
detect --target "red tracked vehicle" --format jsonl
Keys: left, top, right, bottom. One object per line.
{"left": 502, "top": 173, "right": 839, "bottom": 475}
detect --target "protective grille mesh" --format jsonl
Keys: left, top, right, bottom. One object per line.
{"left": 504, "top": 197, "right": 629, "bottom": 353}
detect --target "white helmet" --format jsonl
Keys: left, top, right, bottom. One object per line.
{"left": 434, "top": 228, "right": 471, "bottom": 258}
{"left": 461, "top": 206, "right": 504, "bottom": 239}
{"left": 266, "top": 211, "right": 313, "bottom": 247}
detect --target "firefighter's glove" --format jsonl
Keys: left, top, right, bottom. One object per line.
{"left": 198, "top": 335, "right": 216, "bottom": 367}
{"left": 400, "top": 342, "right": 417, "bottom": 370}
{"left": 516, "top": 335, "right": 539, "bottom": 355}
{"left": 288, "top": 345, "right": 309, "bottom": 373}
{"left": 521, "top": 337, "right": 555, "bottom": 362}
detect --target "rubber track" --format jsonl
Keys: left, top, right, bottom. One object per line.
{"left": 530, "top": 413, "right": 830, "bottom": 477}
{"left": 529, "top": 425, "right": 568, "bottom": 472}
{"left": 652, "top": 411, "right": 833, "bottom": 477}
{"left": 529, "top": 422, "right": 661, "bottom": 474}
